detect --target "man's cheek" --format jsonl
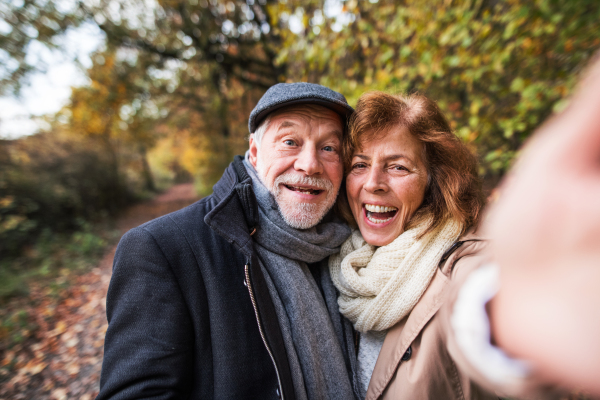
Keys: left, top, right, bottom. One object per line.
{"left": 256, "top": 163, "right": 272, "bottom": 187}
{"left": 321, "top": 152, "right": 342, "bottom": 164}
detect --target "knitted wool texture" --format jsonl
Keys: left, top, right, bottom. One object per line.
{"left": 329, "top": 218, "right": 463, "bottom": 333}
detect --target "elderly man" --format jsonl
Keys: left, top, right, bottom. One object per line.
{"left": 97, "top": 83, "right": 359, "bottom": 400}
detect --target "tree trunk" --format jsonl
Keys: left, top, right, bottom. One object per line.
{"left": 100, "top": 131, "right": 123, "bottom": 214}
{"left": 139, "top": 145, "right": 155, "bottom": 192}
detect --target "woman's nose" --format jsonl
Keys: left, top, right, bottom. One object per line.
{"left": 294, "top": 145, "right": 323, "bottom": 176}
{"left": 363, "top": 168, "right": 387, "bottom": 193}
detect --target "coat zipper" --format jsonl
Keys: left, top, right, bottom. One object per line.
{"left": 244, "top": 264, "right": 284, "bottom": 399}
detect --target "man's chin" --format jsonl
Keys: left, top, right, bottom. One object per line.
{"left": 277, "top": 202, "right": 331, "bottom": 230}
{"left": 268, "top": 177, "right": 339, "bottom": 229}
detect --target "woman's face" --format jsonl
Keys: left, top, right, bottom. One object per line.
{"left": 346, "top": 126, "right": 429, "bottom": 246}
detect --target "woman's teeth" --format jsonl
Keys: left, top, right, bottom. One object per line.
{"left": 365, "top": 204, "right": 397, "bottom": 213}
{"left": 364, "top": 204, "right": 398, "bottom": 224}
{"left": 367, "top": 214, "right": 392, "bottom": 224}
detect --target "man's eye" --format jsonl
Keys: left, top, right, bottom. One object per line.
{"left": 392, "top": 165, "right": 408, "bottom": 171}
{"left": 283, "top": 140, "right": 296, "bottom": 146}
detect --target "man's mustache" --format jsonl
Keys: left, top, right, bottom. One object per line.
{"left": 271, "top": 173, "right": 333, "bottom": 194}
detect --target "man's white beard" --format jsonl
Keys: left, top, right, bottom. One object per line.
{"left": 264, "top": 171, "right": 337, "bottom": 230}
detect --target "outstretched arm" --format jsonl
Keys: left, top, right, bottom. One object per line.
{"left": 485, "top": 54, "right": 600, "bottom": 395}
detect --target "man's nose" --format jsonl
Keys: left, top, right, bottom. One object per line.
{"left": 363, "top": 168, "right": 388, "bottom": 193}
{"left": 294, "top": 145, "right": 323, "bottom": 176}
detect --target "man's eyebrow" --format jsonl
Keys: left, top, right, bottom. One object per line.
{"left": 328, "top": 129, "right": 343, "bottom": 139}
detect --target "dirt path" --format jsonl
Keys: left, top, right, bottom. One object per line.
{"left": 0, "top": 183, "right": 199, "bottom": 400}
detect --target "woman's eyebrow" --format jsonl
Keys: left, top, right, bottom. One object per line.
{"left": 354, "top": 154, "right": 413, "bottom": 162}
{"left": 385, "top": 154, "right": 413, "bottom": 162}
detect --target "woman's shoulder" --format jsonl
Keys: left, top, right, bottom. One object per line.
{"left": 439, "top": 229, "right": 488, "bottom": 278}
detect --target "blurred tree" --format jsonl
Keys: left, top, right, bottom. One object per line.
{"left": 274, "top": 0, "right": 600, "bottom": 180}
{"left": 87, "top": 0, "right": 284, "bottom": 87}
{"left": 4, "top": 0, "right": 600, "bottom": 187}
{"left": 68, "top": 47, "right": 168, "bottom": 194}
{"left": 0, "top": 0, "right": 86, "bottom": 96}
{"left": 0, "top": 0, "right": 283, "bottom": 92}
{"left": 2, "top": 0, "right": 285, "bottom": 193}
{"left": 0, "top": 128, "right": 130, "bottom": 256}
{"left": 82, "top": 0, "right": 285, "bottom": 190}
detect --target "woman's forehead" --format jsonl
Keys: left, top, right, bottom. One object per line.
{"left": 353, "top": 126, "right": 427, "bottom": 164}
{"left": 356, "top": 126, "right": 418, "bottom": 149}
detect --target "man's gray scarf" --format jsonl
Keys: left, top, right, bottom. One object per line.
{"left": 243, "top": 156, "right": 357, "bottom": 400}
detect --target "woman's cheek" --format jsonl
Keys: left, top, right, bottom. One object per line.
{"left": 404, "top": 175, "right": 427, "bottom": 204}
{"left": 346, "top": 176, "right": 364, "bottom": 219}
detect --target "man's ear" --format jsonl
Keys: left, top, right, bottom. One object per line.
{"left": 248, "top": 134, "right": 258, "bottom": 168}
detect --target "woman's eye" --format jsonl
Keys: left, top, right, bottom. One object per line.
{"left": 323, "top": 146, "right": 334, "bottom": 152}
{"left": 283, "top": 139, "right": 296, "bottom": 146}
{"left": 352, "top": 163, "right": 367, "bottom": 170}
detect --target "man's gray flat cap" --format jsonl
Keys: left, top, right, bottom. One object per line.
{"left": 248, "top": 82, "right": 354, "bottom": 133}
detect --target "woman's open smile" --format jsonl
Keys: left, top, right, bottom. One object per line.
{"left": 363, "top": 203, "right": 398, "bottom": 224}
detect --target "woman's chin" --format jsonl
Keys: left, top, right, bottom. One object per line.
{"left": 359, "top": 224, "right": 402, "bottom": 247}
{"left": 361, "top": 232, "right": 396, "bottom": 247}
{"left": 358, "top": 210, "right": 403, "bottom": 246}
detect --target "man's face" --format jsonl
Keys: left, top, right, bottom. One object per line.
{"left": 249, "top": 104, "right": 344, "bottom": 229}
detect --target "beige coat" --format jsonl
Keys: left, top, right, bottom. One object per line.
{"left": 365, "top": 234, "right": 558, "bottom": 400}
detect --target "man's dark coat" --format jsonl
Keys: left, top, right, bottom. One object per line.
{"left": 97, "top": 157, "right": 309, "bottom": 400}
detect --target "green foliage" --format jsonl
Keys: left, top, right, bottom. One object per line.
{"left": 0, "top": 130, "right": 135, "bottom": 256}
{"left": 5, "top": 0, "right": 600, "bottom": 183}
{"left": 0, "top": 220, "right": 117, "bottom": 359}
{"left": 0, "top": 221, "right": 116, "bottom": 300}
{"left": 0, "top": 309, "right": 33, "bottom": 354}
{"left": 274, "top": 0, "right": 600, "bottom": 177}
{"left": 0, "top": 195, "right": 37, "bottom": 258}
{"left": 2, "top": 0, "right": 281, "bottom": 196}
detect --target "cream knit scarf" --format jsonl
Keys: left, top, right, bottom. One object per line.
{"left": 329, "top": 218, "right": 463, "bottom": 333}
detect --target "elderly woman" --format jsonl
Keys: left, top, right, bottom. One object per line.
{"left": 329, "top": 91, "right": 498, "bottom": 399}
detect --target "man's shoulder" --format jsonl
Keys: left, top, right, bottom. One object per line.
{"left": 116, "top": 160, "right": 252, "bottom": 271}
{"left": 116, "top": 192, "right": 247, "bottom": 275}
{"left": 134, "top": 161, "right": 241, "bottom": 241}
{"left": 121, "top": 195, "right": 218, "bottom": 250}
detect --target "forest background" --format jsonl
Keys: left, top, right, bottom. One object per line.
{"left": 1, "top": 0, "right": 599, "bottom": 348}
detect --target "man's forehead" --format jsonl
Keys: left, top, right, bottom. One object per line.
{"left": 269, "top": 104, "right": 343, "bottom": 128}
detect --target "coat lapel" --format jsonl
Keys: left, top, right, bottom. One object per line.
{"left": 366, "top": 267, "right": 451, "bottom": 399}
